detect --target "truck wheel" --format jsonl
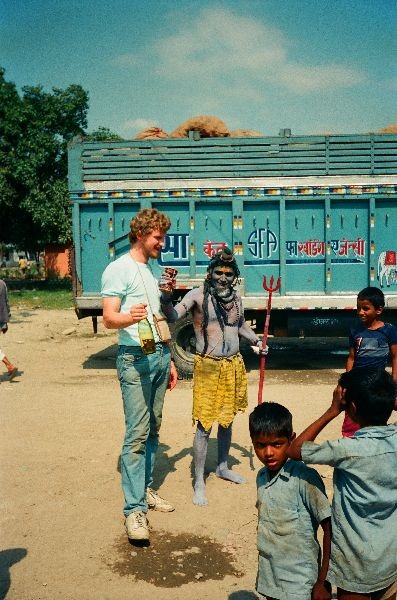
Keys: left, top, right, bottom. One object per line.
{"left": 170, "top": 316, "right": 196, "bottom": 379}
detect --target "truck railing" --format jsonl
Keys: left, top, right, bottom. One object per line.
{"left": 68, "top": 133, "right": 397, "bottom": 187}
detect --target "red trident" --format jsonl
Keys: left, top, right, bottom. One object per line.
{"left": 257, "top": 275, "right": 281, "bottom": 404}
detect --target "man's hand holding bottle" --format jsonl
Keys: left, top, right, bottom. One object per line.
{"left": 129, "top": 303, "right": 148, "bottom": 323}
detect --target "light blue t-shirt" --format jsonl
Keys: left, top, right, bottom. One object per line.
{"left": 256, "top": 459, "right": 331, "bottom": 600}
{"left": 302, "top": 425, "right": 397, "bottom": 593}
{"left": 101, "top": 253, "right": 161, "bottom": 346}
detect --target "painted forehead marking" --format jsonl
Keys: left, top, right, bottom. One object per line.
{"left": 213, "top": 267, "right": 235, "bottom": 274}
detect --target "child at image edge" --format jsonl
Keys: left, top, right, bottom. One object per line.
{"left": 289, "top": 368, "right": 397, "bottom": 599}
{"left": 249, "top": 402, "right": 332, "bottom": 600}
{"left": 342, "top": 286, "right": 397, "bottom": 437}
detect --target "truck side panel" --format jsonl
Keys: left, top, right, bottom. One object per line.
{"left": 72, "top": 193, "right": 396, "bottom": 298}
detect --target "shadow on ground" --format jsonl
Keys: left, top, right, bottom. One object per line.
{"left": 82, "top": 344, "right": 117, "bottom": 370}
{"left": 241, "top": 337, "right": 349, "bottom": 386}
{"left": 116, "top": 438, "right": 255, "bottom": 489}
{"left": 81, "top": 337, "right": 351, "bottom": 387}
{"left": 0, "top": 548, "right": 27, "bottom": 600}
{"left": 242, "top": 337, "right": 349, "bottom": 373}
{"left": 82, "top": 337, "right": 349, "bottom": 376}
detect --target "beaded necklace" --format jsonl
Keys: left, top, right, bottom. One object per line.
{"left": 211, "top": 288, "right": 240, "bottom": 327}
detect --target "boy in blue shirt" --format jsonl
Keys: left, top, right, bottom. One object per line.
{"left": 249, "top": 402, "right": 332, "bottom": 600}
{"left": 343, "top": 286, "right": 397, "bottom": 437}
{"left": 289, "top": 368, "right": 397, "bottom": 599}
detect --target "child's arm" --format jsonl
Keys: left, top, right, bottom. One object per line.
{"left": 167, "top": 360, "right": 178, "bottom": 391}
{"left": 312, "top": 517, "right": 332, "bottom": 600}
{"left": 287, "top": 385, "right": 345, "bottom": 460}
{"left": 390, "top": 343, "right": 397, "bottom": 383}
{"left": 391, "top": 343, "right": 397, "bottom": 409}
{"left": 345, "top": 347, "right": 355, "bottom": 372}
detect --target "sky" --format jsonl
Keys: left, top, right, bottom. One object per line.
{"left": 1, "top": 0, "right": 396, "bottom": 138}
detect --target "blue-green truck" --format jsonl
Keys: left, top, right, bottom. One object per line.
{"left": 68, "top": 132, "right": 397, "bottom": 375}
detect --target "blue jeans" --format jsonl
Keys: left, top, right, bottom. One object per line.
{"left": 116, "top": 343, "right": 171, "bottom": 516}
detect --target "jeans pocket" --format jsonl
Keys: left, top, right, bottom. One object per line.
{"left": 117, "top": 349, "right": 145, "bottom": 379}
{"left": 123, "top": 352, "right": 144, "bottom": 365}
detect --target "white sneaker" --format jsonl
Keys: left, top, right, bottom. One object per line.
{"left": 125, "top": 511, "right": 149, "bottom": 541}
{"left": 146, "top": 487, "right": 175, "bottom": 512}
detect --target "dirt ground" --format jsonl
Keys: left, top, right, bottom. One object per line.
{"left": 1, "top": 308, "right": 348, "bottom": 600}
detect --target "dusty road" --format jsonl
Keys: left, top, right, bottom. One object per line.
{"left": 1, "top": 308, "right": 348, "bottom": 600}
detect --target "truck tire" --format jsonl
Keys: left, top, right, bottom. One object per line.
{"left": 170, "top": 316, "right": 196, "bottom": 379}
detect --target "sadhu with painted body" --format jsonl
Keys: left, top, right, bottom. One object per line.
{"left": 160, "top": 247, "right": 267, "bottom": 506}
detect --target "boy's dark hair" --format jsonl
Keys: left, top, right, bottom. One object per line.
{"left": 339, "top": 368, "right": 396, "bottom": 425}
{"left": 249, "top": 402, "right": 293, "bottom": 439}
{"left": 357, "top": 286, "right": 385, "bottom": 309}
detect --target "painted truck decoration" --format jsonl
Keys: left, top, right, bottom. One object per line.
{"left": 378, "top": 251, "right": 397, "bottom": 287}
{"left": 162, "top": 233, "right": 367, "bottom": 266}
{"left": 68, "top": 132, "right": 397, "bottom": 375}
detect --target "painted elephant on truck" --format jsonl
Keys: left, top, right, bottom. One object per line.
{"left": 378, "top": 251, "right": 397, "bottom": 287}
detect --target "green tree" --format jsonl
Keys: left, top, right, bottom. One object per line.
{"left": 0, "top": 68, "right": 21, "bottom": 244}
{"left": 85, "top": 126, "right": 123, "bottom": 141}
{"left": 0, "top": 68, "right": 89, "bottom": 250}
{"left": 0, "top": 68, "right": 123, "bottom": 252}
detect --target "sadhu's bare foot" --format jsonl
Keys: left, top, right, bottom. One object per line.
{"left": 192, "top": 480, "right": 208, "bottom": 506}
{"left": 216, "top": 466, "right": 246, "bottom": 484}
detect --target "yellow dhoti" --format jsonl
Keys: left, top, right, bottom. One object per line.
{"left": 192, "top": 352, "right": 248, "bottom": 431}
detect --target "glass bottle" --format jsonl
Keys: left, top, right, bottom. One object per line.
{"left": 138, "top": 318, "right": 156, "bottom": 355}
